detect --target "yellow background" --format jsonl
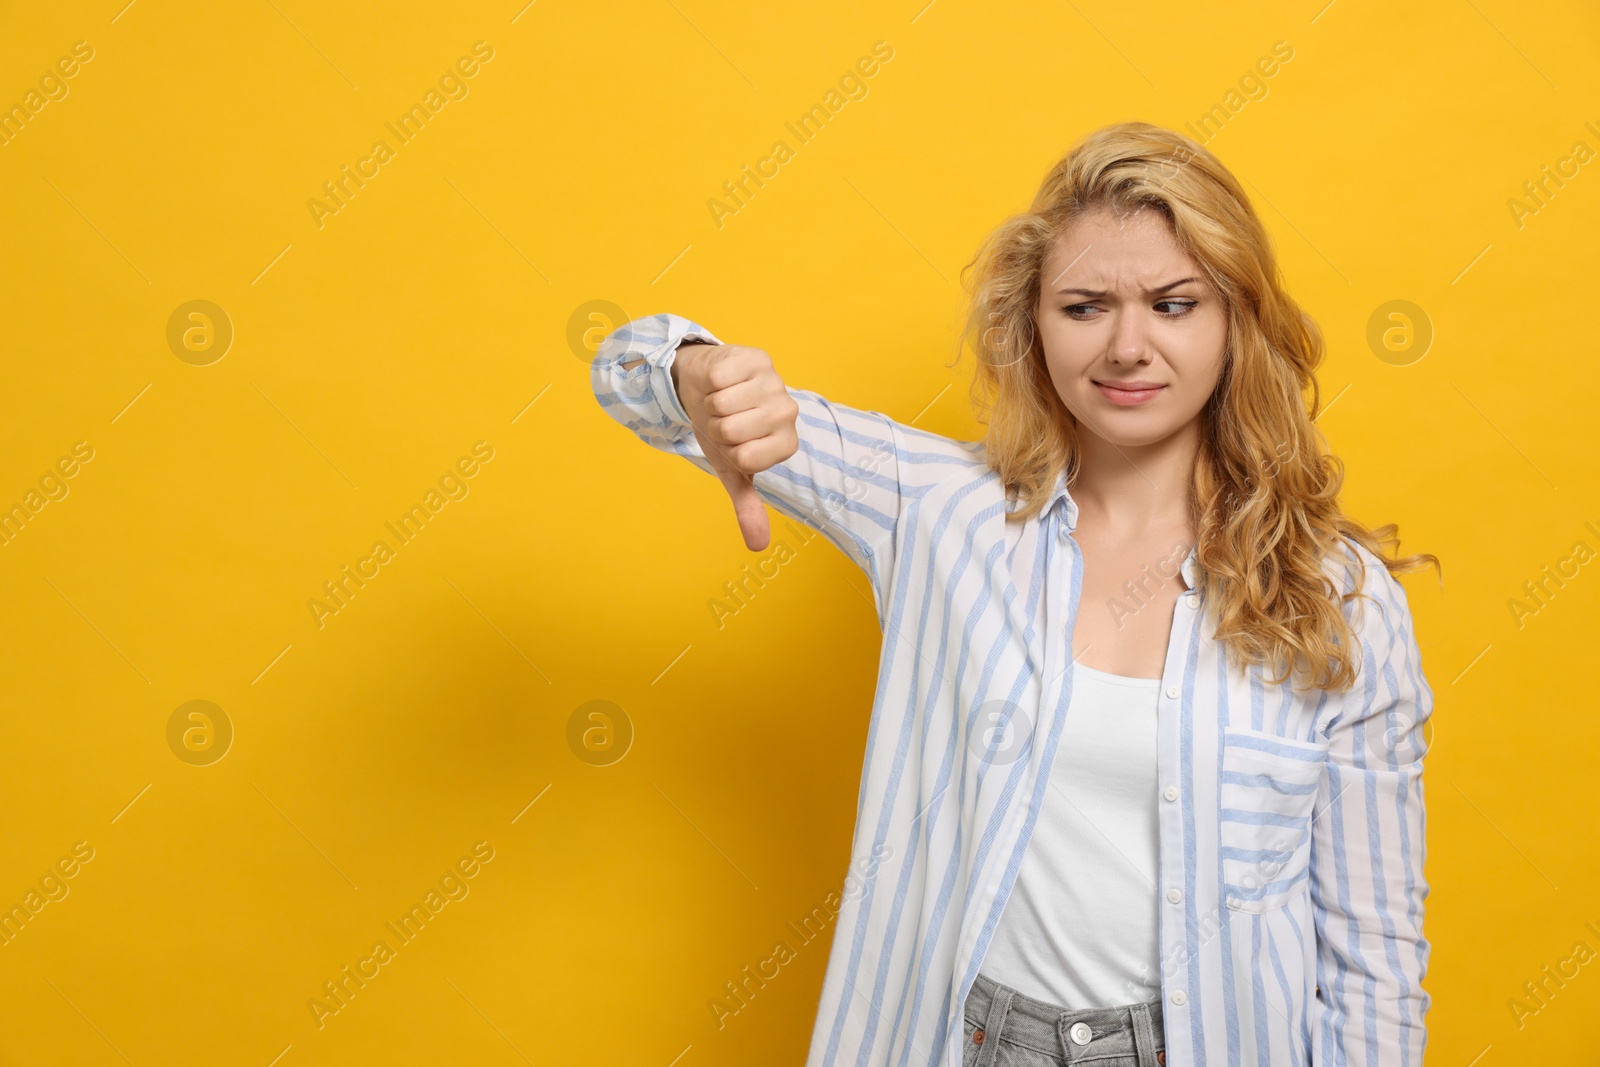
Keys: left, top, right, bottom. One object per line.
{"left": 1, "top": 0, "right": 1597, "bottom": 1063}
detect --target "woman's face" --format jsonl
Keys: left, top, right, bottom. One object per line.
{"left": 1035, "top": 205, "right": 1228, "bottom": 448}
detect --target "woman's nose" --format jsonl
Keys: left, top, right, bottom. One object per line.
{"left": 1107, "top": 309, "right": 1151, "bottom": 362}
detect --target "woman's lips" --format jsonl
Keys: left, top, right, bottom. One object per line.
{"left": 1093, "top": 381, "right": 1165, "bottom": 406}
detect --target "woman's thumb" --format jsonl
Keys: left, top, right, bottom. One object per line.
{"left": 717, "top": 470, "right": 770, "bottom": 551}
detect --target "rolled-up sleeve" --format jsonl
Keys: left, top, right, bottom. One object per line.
{"left": 590, "top": 312, "right": 906, "bottom": 606}
{"left": 1310, "top": 545, "right": 1433, "bottom": 1066}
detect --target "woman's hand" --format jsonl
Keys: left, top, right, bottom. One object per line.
{"left": 672, "top": 342, "right": 800, "bottom": 551}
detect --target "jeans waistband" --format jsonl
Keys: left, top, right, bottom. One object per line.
{"left": 964, "top": 972, "right": 1166, "bottom": 1065}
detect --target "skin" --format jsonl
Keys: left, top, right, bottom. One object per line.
{"left": 1037, "top": 204, "right": 1228, "bottom": 677}
{"left": 629, "top": 204, "right": 1228, "bottom": 679}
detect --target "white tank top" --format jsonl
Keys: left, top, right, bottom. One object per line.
{"left": 980, "top": 659, "right": 1163, "bottom": 1008}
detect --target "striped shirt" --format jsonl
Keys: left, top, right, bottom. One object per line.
{"left": 591, "top": 312, "right": 1433, "bottom": 1067}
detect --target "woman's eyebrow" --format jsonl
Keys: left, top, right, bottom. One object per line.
{"left": 1055, "top": 277, "right": 1201, "bottom": 297}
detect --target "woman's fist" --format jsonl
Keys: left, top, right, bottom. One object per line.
{"left": 672, "top": 342, "right": 800, "bottom": 551}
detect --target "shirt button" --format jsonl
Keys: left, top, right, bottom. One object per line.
{"left": 1227, "top": 897, "right": 1242, "bottom": 910}
{"left": 1166, "top": 888, "right": 1183, "bottom": 904}
{"left": 1165, "top": 685, "right": 1179, "bottom": 699}
{"left": 1163, "top": 786, "right": 1178, "bottom": 802}
{"left": 973, "top": 1029, "right": 985, "bottom": 1045}
{"left": 1171, "top": 990, "right": 1187, "bottom": 1006}
{"left": 1185, "top": 594, "right": 1199, "bottom": 608}
{"left": 1069, "top": 1022, "right": 1093, "bottom": 1045}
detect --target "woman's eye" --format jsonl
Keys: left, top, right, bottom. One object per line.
{"left": 1060, "top": 300, "right": 1198, "bottom": 320}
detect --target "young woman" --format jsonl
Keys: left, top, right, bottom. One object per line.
{"left": 592, "top": 121, "right": 1437, "bottom": 1067}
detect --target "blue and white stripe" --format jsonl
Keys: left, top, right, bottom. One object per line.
{"left": 591, "top": 312, "right": 1432, "bottom": 1067}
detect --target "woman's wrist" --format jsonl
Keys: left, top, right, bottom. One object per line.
{"left": 672, "top": 341, "right": 716, "bottom": 394}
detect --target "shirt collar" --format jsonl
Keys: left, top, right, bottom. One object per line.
{"left": 1044, "top": 467, "right": 1078, "bottom": 530}
{"left": 1042, "top": 467, "right": 1200, "bottom": 592}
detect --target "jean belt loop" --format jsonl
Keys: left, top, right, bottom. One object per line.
{"left": 974, "top": 984, "right": 1014, "bottom": 1067}
{"left": 1130, "top": 1001, "right": 1160, "bottom": 1066}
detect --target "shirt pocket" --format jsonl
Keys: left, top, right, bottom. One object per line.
{"left": 1218, "top": 725, "right": 1327, "bottom": 914}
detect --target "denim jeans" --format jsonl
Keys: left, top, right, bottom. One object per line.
{"left": 960, "top": 972, "right": 1167, "bottom": 1067}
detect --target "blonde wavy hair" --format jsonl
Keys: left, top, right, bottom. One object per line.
{"left": 958, "top": 121, "right": 1439, "bottom": 694}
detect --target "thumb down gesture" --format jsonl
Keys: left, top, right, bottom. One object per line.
{"left": 671, "top": 342, "right": 800, "bottom": 552}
